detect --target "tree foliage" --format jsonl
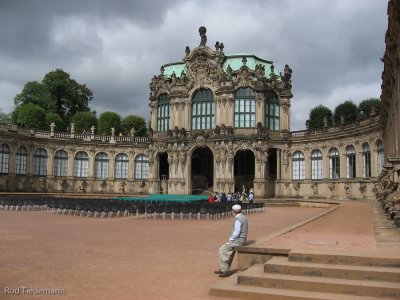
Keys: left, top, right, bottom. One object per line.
{"left": 0, "top": 111, "right": 11, "bottom": 124}
{"left": 45, "top": 112, "right": 63, "bottom": 130}
{"left": 70, "top": 111, "right": 98, "bottom": 134}
{"left": 15, "top": 103, "right": 46, "bottom": 129}
{"left": 98, "top": 111, "right": 122, "bottom": 135}
{"left": 308, "top": 105, "right": 333, "bottom": 129}
{"left": 333, "top": 100, "right": 358, "bottom": 124}
{"left": 358, "top": 98, "right": 381, "bottom": 116}
{"left": 13, "top": 69, "right": 93, "bottom": 129}
{"left": 122, "top": 115, "right": 147, "bottom": 136}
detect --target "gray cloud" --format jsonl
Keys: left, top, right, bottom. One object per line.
{"left": 0, "top": 0, "right": 387, "bottom": 130}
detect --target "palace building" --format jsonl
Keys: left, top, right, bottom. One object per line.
{"left": 0, "top": 23, "right": 392, "bottom": 200}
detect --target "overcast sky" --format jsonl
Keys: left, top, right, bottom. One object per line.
{"left": 0, "top": 0, "right": 388, "bottom": 130}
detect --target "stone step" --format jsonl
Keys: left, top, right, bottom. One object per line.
{"left": 238, "top": 264, "right": 400, "bottom": 298}
{"left": 209, "top": 268, "right": 398, "bottom": 300}
{"left": 264, "top": 256, "right": 400, "bottom": 282}
{"left": 289, "top": 249, "right": 400, "bottom": 268}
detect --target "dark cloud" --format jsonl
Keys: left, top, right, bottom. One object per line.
{"left": 0, "top": 0, "right": 388, "bottom": 130}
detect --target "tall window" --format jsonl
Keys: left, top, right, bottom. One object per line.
{"left": 311, "top": 150, "right": 323, "bottom": 180}
{"left": 292, "top": 151, "right": 305, "bottom": 180}
{"left": 362, "top": 143, "right": 371, "bottom": 178}
{"left": 377, "top": 140, "right": 384, "bottom": 175}
{"left": 134, "top": 154, "right": 149, "bottom": 179}
{"left": 115, "top": 153, "right": 129, "bottom": 179}
{"left": 157, "top": 94, "right": 170, "bottom": 131}
{"left": 34, "top": 148, "right": 48, "bottom": 176}
{"left": 234, "top": 87, "right": 256, "bottom": 128}
{"left": 74, "top": 151, "right": 89, "bottom": 178}
{"left": 329, "top": 148, "right": 340, "bottom": 179}
{"left": 54, "top": 150, "right": 68, "bottom": 177}
{"left": 346, "top": 146, "right": 356, "bottom": 179}
{"left": 95, "top": 152, "right": 109, "bottom": 179}
{"left": 0, "top": 143, "right": 10, "bottom": 175}
{"left": 16, "top": 146, "right": 27, "bottom": 175}
{"left": 265, "top": 91, "right": 280, "bottom": 130}
{"left": 192, "top": 88, "right": 214, "bottom": 130}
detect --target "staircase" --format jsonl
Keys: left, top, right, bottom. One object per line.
{"left": 210, "top": 248, "right": 400, "bottom": 300}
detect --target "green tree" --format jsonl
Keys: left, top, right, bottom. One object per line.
{"left": 308, "top": 105, "right": 333, "bottom": 129}
{"left": 14, "top": 81, "right": 54, "bottom": 111}
{"left": 98, "top": 112, "right": 122, "bottom": 135}
{"left": 45, "top": 112, "right": 63, "bottom": 130}
{"left": 0, "top": 111, "right": 11, "bottom": 124}
{"left": 358, "top": 98, "right": 381, "bottom": 117}
{"left": 13, "top": 69, "right": 93, "bottom": 129}
{"left": 333, "top": 100, "right": 358, "bottom": 124}
{"left": 122, "top": 115, "right": 147, "bottom": 136}
{"left": 70, "top": 111, "right": 98, "bottom": 134}
{"left": 16, "top": 103, "right": 46, "bottom": 129}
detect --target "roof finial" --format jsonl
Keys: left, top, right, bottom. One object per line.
{"left": 199, "top": 26, "right": 207, "bottom": 46}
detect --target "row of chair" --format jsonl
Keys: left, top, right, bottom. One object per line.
{"left": 0, "top": 196, "right": 265, "bottom": 220}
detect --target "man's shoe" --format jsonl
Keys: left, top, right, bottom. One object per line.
{"left": 214, "top": 269, "right": 222, "bottom": 274}
{"left": 219, "top": 271, "right": 231, "bottom": 278}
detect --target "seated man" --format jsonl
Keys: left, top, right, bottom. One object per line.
{"left": 215, "top": 204, "right": 248, "bottom": 277}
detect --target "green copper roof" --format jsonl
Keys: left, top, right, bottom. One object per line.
{"left": 161, "top": 54, "right": 278, "bottom": 79}
{"left": 223, "top": 54, "right": 278, "bottom": 78}
{"left": 163, "top": 63, "right": 187, "bottom": 78}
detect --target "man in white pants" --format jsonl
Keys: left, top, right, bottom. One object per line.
{"left": 215, "top": 204, "right": 248, "bottom": 277}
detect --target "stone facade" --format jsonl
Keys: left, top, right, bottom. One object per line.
{"left": 381, "top": 0, "right": 400, "bottom": 184}
{"left": 0, "top": 24, "right": 391, "bottom": 200}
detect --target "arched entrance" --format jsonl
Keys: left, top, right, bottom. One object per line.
{"left": 159, "top": 152, "right": 169, "bottom": 193}
{"left": 191, "top": 147, "right": 213, "bottom": 194}
{"left": 234, "top": 150, "right": 255, "bottom": 193}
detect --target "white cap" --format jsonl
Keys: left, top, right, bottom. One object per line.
{"left": 232, "top": 204, "right": 241, "bottom": 211}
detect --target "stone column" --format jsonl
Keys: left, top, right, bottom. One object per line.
{"left": 8, "top": 144, "right": 16, "bottom": 175}
{"left": 277, "top": 149, "right": 281, "bottom": 180}
{"left": 280, "top": 97, "right": 291, "bottom": 131}
{"left": 255, "top": 92, "right": 265, "bottom": 126}
{"left": 87, "top": 150, "right": 95, "bottom": 179}
{"left": 67, "top": 149, "right": 74, "bottom": 178}
{"left": 47, "top": 148, "right": 55, "bottom": 177}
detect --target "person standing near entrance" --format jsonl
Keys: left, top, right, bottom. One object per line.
{"left": 214, "top": 204, "right": 248, "bottom": 277}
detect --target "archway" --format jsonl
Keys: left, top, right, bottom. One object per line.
{"left": 191, "top": 147, "right": 213, "bottom": 194}
{"left": 159, "top": 152, "right": 169, "bottom": 193}
{"left": 234, "top": 150, "right": 255, "bottom": 193}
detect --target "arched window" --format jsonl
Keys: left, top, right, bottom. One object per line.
{"left": 134, "top": 154, "right": 149, "bottom": 179}
{"left": 74, "top": 151, "right": 89, "bottom": 178}
{"left": 329, "top": 148, "right": 340, "bottom": 179}
{"left": 191, "top": 88, "right": 214, "bottom": 130}
{"left": 16, "top": 146, "right": 27, "bottom": 175}
{"left": 234, "top": 87, "right": 255, "bottom": 128}
{"left": 362, "top": 143, "right": 371, "bottom": 178}
{"left": 346, "top": 146, "right": 356, "bottom": 179}
{"left": 292, "top": 151, "right": 305, "bottom": 180}
{"left": 157, "top": 94, "right": 170, "bottom": 131}
{"left": 115, "top": 153, "right": 129, "bottom": 179}
{"left": 0, "top": 143, "right": 10, "bottom": 175}
{"left": 54, "top": 150, "right": 68, "bottom": 177}
{"left": 311, "top": 150, "right": 323, "bottom": 180}
{"left": 34, "top": 148, "right": 48, "bottom": 176}
{"left": 95, "top": 152, "right": 109, "bottom": 179}
{"left": 265, "top": 91, "right": 280, "bottom": 130}
{"left": 377, "top": 140, "right": 384, "bottom": 175}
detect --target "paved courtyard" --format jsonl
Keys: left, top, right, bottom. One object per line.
{"left": 0, "top": 205, "right": 328, "bottom": 300}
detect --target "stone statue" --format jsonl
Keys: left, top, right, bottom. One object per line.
{"left": 199, "top": 26, "right": 207, "bottom": 46}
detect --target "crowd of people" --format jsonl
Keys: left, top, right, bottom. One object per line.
{"left": 207, "top": 190, "right": 254, "bottom": 204}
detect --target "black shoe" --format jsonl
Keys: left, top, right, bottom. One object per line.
{"left": 219, "top": 271, "right": 231, "bottom": 278}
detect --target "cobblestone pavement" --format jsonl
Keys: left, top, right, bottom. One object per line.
{"left": 1, "top": 201, "right": 398, "bottom": 300}
{"left": 0, "top": 206, "right": 326, "bottom": 300}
